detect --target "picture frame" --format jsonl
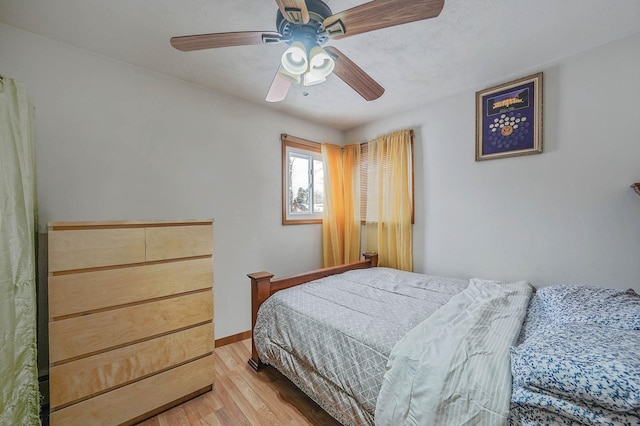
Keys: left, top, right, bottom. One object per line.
{"left": 476, "top": 72, "right": 543, "bottom": 161}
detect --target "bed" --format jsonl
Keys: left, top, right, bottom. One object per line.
{"left": 248, "top": 254, "right": 640, "bottom": 426}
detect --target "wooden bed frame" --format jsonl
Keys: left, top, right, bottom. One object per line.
{"left": 247, "top": 253, "right": 378, "bottom": 371}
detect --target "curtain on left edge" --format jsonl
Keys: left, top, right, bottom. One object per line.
{"left": 0, "top": 76, "right": 41, "bottom": 425}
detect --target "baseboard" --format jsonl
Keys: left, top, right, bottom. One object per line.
{"left": 214, "top": 330, "right": 251, "bottom": 348}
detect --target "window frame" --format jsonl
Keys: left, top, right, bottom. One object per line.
{"left": 281, "top": 134, "right": 324, "bottom": 225}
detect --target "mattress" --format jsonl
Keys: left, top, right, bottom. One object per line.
{"left": 253, "top": 267, "right": 468, "bottom": 426}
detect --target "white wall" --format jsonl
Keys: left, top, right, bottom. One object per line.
{"left": 0, "top": 23, "right": 342, "bottom": 341}
{"left": 347, "top": 33, "right": 640, "bottom": 291}
{"left": 3, "top": 21, "right": 640, "bottom": 353}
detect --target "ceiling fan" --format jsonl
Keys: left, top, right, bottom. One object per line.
{"left": 170, "top": 0, "right": 445, "bottom": 102}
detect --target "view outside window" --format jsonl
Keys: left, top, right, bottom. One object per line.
{"left": 313, "top": 159, "right": 324, "bottom": 213}
{"left": 282, "top": 134, "right": 324, "bottom": 225}
{"left": 288, "top": 152, "right": 324, "bottom": 214}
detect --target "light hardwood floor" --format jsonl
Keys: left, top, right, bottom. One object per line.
{"left": 137, "top": 339, "right": 342, "bottom": 426}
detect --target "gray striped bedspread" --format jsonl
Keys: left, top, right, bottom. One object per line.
{"left": 253, "top": 267, "right": 469, "bottom": 426}
{"left": 375, "top": 279, "right": 533, "bottom": 426}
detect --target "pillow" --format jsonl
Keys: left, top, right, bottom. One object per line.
{"left": 511, "top": 323, "right": 640, "bottom": 413}
{"left": 536, "top": 284, "right": 640, "bottom": 330}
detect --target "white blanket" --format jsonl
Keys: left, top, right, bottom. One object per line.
{"left": 375, "top": 279, "right": 532, "bottom": 426}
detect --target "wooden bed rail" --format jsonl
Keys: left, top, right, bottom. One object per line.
{"left": 247, "top": 253, "right": 378, "bottom": 371}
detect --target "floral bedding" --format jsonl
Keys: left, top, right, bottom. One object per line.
{"left": 535, "top": 285, "right": 640, "bottom": 330}
{"left": 509, "top": 285, "right": 640, "bottom": 426}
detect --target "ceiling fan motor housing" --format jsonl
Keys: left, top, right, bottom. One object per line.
{"left": 276, "top": 0, "right": 332, "bottom": 50}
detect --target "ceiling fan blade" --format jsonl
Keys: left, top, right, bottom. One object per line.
{"left": 266, "top": 70, "right": 292, "bottom": 102}
{"left": 323, "top": 0, "right": 445, "bottom": 40}
{"left": 170, "top": 31, "right": 282, "bottom": 51}
{"left": 325, "top": 46, "right": 384, "bottom": 101}
{"left": 275, "top": 0, "right": 310, "bottom": 24}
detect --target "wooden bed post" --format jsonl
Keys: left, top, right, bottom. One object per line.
{"left": 247, "top": 271, "right": 273, "bottom": 371}
{"left": 247, "top": 253, "right": 378, "bottom": 372}
{"left": 363, "top": 252, "right": 378, "bottom": 267}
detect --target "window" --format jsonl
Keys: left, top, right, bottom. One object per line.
{"left": 280, "top": 132, "right": 414, "bottom": 225}
{"left": 282, "top": 134, "right": 324, "bottom": 224}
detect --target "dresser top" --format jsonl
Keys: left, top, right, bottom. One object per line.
{"left": 48, "top": 218, "right": 213, "bottom": 230}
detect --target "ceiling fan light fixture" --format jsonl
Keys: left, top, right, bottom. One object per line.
{"left": 308, "top": 46, "right": 334, "bottom": 77}
{"left": 303, "top": 72, "right": 326, "bottom": 86}
{"left": 281, "top": 41, "right": 308, "bottom": 75}
{"left": 277, "top": 65, "right": 302, "bottom": 84}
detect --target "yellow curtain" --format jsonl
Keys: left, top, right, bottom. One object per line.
{"left": 321, "top": 143, "right": 360, "bottom": 267}
{"left": 322, "top": 143, "right": 344, "bottom": 267}
{"left": 342, "top": 144, "right": 361, "bottom": 263}
{"left": 364, "top": 130, "right": 413, "bottom": 271}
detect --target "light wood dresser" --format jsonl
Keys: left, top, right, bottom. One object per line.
{"left": 47, "top": 219, "right": 214, "bottom": 425}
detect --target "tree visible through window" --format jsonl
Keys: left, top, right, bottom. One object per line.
{"left": 282, "top": 134, "right": 324, "bottom": 224}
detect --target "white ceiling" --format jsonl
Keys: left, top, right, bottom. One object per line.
{"left": 1, "top": 0, "right": 639, "bottom": 130}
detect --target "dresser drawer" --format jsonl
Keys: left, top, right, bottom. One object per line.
{"left": 50, "top": 323, "right": 214, "bottom": 408}
{"left": 49, "top": 228, "right": 146, "bottom": 272}
{"left": 49, "top": 258, "right": 213, "bottom": 318}
{"left": 49, "top": 290, "right": 213, "bottom": 363}
{"left": 145, "top": 224, "right": 213, "bottom": 261}
{"left": 50, "top": 354, "right": 215, "bottom": 426}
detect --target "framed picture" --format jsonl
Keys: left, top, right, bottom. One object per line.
{"left": 476, "top": 73, "right": 542, "bottom": 161}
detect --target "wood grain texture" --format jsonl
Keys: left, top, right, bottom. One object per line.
{"left": 48, "top": 219, "right": 215, "bottom": 426}
{"left": 50, "top": 324, "right": 214, "bottom": 409}
{"left": 146, "top": 224, "right": 213, "bottom": 261}
{"left": 49, "top": 258, "right": 213, "bottom": 318}
{"left": 138, "top": 339, "right": 341, "bottom": 426}
{"left": 48, "top": 228, "right": 145, "bottom": 272}
{"left": 323, "top": 0, "right": 444, "bottom": 39}
{"left": 49, "top": 290, "right": 213, "bottom": 364}
{"left": 170, "top": 32, "right": 280, "bottom": 51}
{"left": 50, "top": 355, "right": 215, "bottom": 426}
{"left": 275, "top": 0, "right": 310, "bottom": 24}
{"left": 214, "top": 330, "right": 252, "bottom": 348}
{"left": 268, "top": 253, "right": 378, "bottom": 291}
{"left": 48, "top": 219, "right": 213, "bottom": 229}
{"left": 325, "top": 46, "right": 384, "bottom": 101}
